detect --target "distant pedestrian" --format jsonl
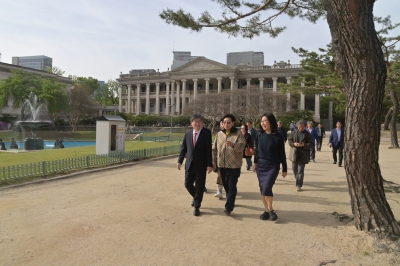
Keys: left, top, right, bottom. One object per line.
{"left": 329, "top": 121, "right": 344, "bottom": 167}
{"left": 277, "top": 121, "right": 288, "bottom": 143}
{"left": 213, "top": 114, "right": 246, "bottom": 216}
{"left": 306, "top": 121, "right": 318, "bottom": 162}
{"left": 290, "top": 121, "right": 296, "bottom": 131}
{"left": 241, "top": 124, "right": 253, "bottom": 171}
{"left": 177, "top": 114, "right": 213, "bottom": 216}
{"left": 253, "top": 113, "right": 287, "bottom": 221}
{"left": 246, "top": 121, "right": 257, "bottom": 171}
{"left": 315, "top": 123, "right": 325, "bottom": 151}
{"left": 288, "top": 120, "right": 313, "bottom": 191}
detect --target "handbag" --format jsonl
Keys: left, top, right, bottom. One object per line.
{"left": 245, "top": 146, "right": 254, "bottom": 156}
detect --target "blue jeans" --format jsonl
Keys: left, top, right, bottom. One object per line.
{"left": 245, "top": 157, "right": 252, "bottom": 169}
{"left": 219, "top": 168, "right": 241, "bottom": 211}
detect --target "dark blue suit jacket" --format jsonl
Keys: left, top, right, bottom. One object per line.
{"left": 329, "top": 128, "right": 344, "bottom": 148}
{"left": 178, "top": 128, "right": 212, "bottom": 172}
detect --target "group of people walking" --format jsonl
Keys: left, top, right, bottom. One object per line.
{"left": 177, "top": 113, "right": 344, "bottom": 220}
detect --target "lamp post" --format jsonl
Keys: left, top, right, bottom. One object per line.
{"left": 169, "top": 104, "right": 174, "bottom": 133}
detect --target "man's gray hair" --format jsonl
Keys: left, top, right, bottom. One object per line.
{"left": 278, "top": 121, "right": 282, "bottom": 124}
{"left": 190, "top": 114, "right": 203, "bottom": 122}
{"left": 307, "top": 121, "right": 313, "bottom": 125}
{"left": 296, "top": 120, "right": 307, "bottom": 126}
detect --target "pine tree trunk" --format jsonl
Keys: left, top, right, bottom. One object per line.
{"left": 383, "top": 107, "right": 392, "bottom": 131}
{"left": 325, "top": 0, "right": 400, "bottom": 235}
{"left": 389, "top": 90, "right": 399, "bottom": 148}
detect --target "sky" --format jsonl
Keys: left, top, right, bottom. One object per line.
{"left": 1, "top": 0, "right": 399, "bottom": 82}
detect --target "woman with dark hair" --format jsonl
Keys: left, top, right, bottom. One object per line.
{"left": 212, "top": 113, "right": 246, "bottom": 216}
{"left": 253, "top": 113, "right": 287, "bottom": 221}
{"left": 241, "top": 124, "right": 253, "bottom": 168}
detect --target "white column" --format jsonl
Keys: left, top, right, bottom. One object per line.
{"left": 286, "top": 77, "right": 292, "bottom": 112}
{"left": 258, "top": 78, "right": 264, "bottom": 115}
{"left": 193, "top": 79, "right": 198, "bottom": 99}
{"left": 165, "top": 82, "right": 170, "bottom": 116}
{"left": 176, "top": 82, "right": 180, "bottom": 114}
{"left": 217, "top": 77, "right": 222, "bottom": 94}
{"left": 246, "top": 78, "right": 251, "bottom": 89}
{"left": 181, "top": 79, "right": 186, "bottom": 111}
{"left": 170, "top": 81, "right": 175, "bottom": 115}
{"left": 136, "top": 84, "right": 140, "bottom": 115}
{"left": 205, "top": 78, "right": 210, "bottom": 94}
{"left": 145, "top": 83, "right": 150, "bottom": 114}
{"left": 155, "top": 83, "right": 160, "bottom": 115}
{"left": 300, "top": 81, "right": 305, "bottom": 110}
{"left": 127, "top": 85, "right": 131, "bottom": 113}
{"left": 118, "top": 85, "right": 122, "bottom": 112}
{"left": 314, "top": 94, "right": 320, "bottom": 121}
{"left": 229, "top": 77, "right": 236, "bottom": 113}
{"left": 272, "top": 77, "right": 278, "bottom": 93}
{"left": 230, "top": 77, "right": 235, "bottom": 90}
{"left": 259, "top": 78, "right": 264, "bottom": 90}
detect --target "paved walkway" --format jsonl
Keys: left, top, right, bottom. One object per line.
{"left": 0, "top": 140, "right": 399, "bottom": 265}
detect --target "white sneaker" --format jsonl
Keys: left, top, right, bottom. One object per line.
{"left": 214, "top": 192, "right": 222, "bottom": 198}
{"left": 296, "top": 186, "right": 302, "bottom": 192}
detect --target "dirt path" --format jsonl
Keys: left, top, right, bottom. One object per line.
{"left": 1, "top": 140, "right": 399, "bottom": 265}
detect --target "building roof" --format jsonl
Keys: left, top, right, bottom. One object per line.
{"left": 97, "top": 115, "right": 126, "bottom": 122}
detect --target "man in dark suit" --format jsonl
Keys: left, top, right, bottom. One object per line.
{"left": 316, "top": 123, "right": 325, "bottom": 151}
{"left": 177, "top": 114, "right": 213, "bottom": 216}
{"left": 329, "top": 120, "right": 345, "bottom": 167}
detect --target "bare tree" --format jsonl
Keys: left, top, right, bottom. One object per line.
{"left": 63, "top": 85, "right": 95, "bottom": 131}
{"left": 183, "top": 91, "right": 230, "bottom": 133}
{"left": 184, "top": 88, "right": 291, "bottom": 131}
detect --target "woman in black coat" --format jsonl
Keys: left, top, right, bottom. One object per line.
{"left": 241, "top": 124, "right": 253, "bottom": 165}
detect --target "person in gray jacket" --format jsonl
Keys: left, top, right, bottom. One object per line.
{"left": 287, "top": 120, "right": 313, "bottom": 191}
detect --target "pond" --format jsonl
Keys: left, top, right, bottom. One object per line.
{"left": 1, "top": 140, "right": 96, "bottom": 150}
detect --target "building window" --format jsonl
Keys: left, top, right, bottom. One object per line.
{"left": 267, "top": 81, "right": 273, "bottom": 88}
{"left": 141, "top": 87, "right": 146, "bottom": 93}
{"left": 160, "top": 103, "right": 164, "bottom": 112}
{"left": 141, "top": 103, "right": 145, "bottom": 112}
{"left": 150, "top": 103, "right": 155, "bottom": 113}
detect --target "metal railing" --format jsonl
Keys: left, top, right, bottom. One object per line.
{"left": 0, "top": 145, "right": 181, "bottom": 182}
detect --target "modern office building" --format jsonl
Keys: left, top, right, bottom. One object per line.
{"left": 12, "top": 55, "right": 52, "bottom": 71}
{"left": 116, "top": 53, "right": 321, "bottom": 121}
{"left": 171, "top": 51, "right": 200, "bottom": 70}
{"left": 227, "top": 51, "right": 264, "bottom": 67}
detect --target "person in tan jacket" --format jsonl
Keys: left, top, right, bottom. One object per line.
{"left": 212, "top": 114, "right": 246, "bottom": 216}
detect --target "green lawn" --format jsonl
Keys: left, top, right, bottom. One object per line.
{"left": 0, "top": 141, "right": 178, "bottom": 168}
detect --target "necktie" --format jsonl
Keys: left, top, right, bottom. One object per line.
{"left": 193, "top": 132, "right": 197, "bottom": 146}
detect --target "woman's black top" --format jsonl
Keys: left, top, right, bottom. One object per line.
{"left": 254, "top": 131, "right": 287, "bottom": 172}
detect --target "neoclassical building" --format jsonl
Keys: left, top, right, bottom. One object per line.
{"left": 117, "top": 57, "right": 321, "bottom": 120}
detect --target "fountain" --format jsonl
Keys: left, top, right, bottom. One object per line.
{"left": 16, "top": 93, "right": 52, "bottom": 150}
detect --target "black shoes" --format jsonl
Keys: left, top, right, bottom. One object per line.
{"left": 224, "top": 209, "right": 231, "bottom": 216}
{"left": 260, "top": 211, "right": 270, "bottom": 220}
{"left": 193, "top": 208, "right": 200, "bottom": 216}
{"left": 269, "top": 210, "right": 278, "bottom": 221}
{"left": 338, "top": 163, "right": 342, "bottom": 167}
{"left": 333, "top": 161, "right": 337, "bottom": 164}
{"left": 204, "top": 187, "right": 207, "bottom": 192}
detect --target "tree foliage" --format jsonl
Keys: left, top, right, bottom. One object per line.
{"left": 0, "top": 70, "right": 69, "bottom": 120}
{"left": 160, "top": 0, "right": 325, "bottom": 39}
{"left": 94, "top": 79, "right": 119, "bottom": 106}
